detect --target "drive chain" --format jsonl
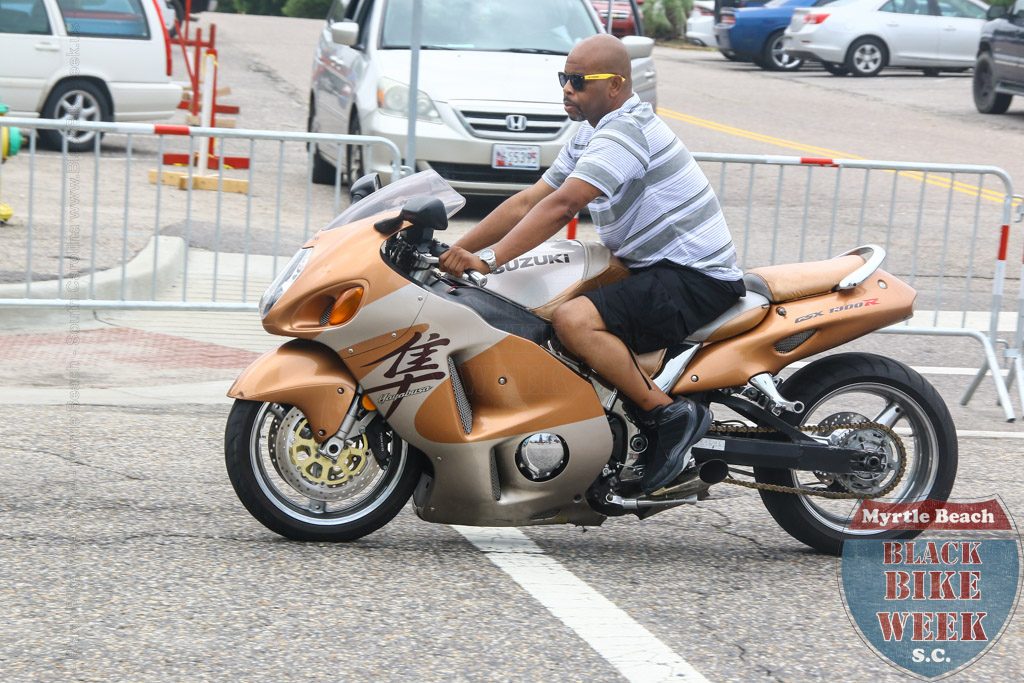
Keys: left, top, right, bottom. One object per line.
{"left": 708, "top": 421, "right": 907, "bottom": 500}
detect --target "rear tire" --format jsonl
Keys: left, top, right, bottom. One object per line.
{"left": 845, "top": 37, "right": 886, "bottom": 77}
{"left": 225, "top": 399, "right": 423, "bottom": 542}
{"left": 754, "top": 353, "right": 957, "bottom": 555}
{"left": 974, "top": 52, "right": 1012, "bottom": 114}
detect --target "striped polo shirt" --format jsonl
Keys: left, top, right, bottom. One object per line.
{"left": 542, "top": 94, "right": 742, "bottom": 281}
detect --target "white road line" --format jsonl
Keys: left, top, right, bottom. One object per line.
{"left": 956, "top": 430, "right": 1024, "bottom": 439}
{"left": 452, "top": 525, "right": 709, "bottom": 683}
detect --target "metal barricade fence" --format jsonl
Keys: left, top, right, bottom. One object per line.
{"left": 691, "top": 152, "right": 1024, "bottom": 421}
{"left": 0, "top": 117, "right": 405, "bottom": 313}
{"left": 0, "top": 122, "right": 1021, "bottom": 419}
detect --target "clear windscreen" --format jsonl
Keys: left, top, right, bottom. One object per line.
{"left": 324, "top": 169, "right": 467, "bottom": 230}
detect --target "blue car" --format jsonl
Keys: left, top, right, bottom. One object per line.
{"left": 715, "top": 0, "right": 836, "bottom": 71}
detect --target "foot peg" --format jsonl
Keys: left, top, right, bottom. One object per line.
{"left": 748, "top": 373, "right": 804, "bottom": 415}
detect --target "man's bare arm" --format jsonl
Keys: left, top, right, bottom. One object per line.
{"left": 453, "top": 179, "right": 556, "bottom": 253}
{"left": 490, "top": 178, "right": 602, "bottom": 266}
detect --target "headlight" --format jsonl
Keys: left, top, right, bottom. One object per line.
{"left": 377, "top": 77, "right": 442, "bottom": 122}
{"left": 259, "top": 247, "right": 312, "bottom": 318}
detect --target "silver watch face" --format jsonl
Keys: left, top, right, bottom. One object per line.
{"left": 480, "top": 249, "right": 497, "bottom": 270}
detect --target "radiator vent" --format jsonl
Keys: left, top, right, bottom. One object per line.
{"left": 489, "top": 451, "right": 501, "bottom": 501}
{"left": 319, "top": 304, "right": 332, "bottom": 327}
{"left": 774, "top": 329, "right": 817, "bottom": 354}
{"left": 448, "top": 357, "right": 473, "bottom": 434}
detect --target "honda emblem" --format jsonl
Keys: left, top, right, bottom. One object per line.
{"left": 505, "top": 114, "right": 528, "bottom": 132}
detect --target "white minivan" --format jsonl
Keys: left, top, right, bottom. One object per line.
{"left": 0, "top": 0, "right": 183, "bottom": 150}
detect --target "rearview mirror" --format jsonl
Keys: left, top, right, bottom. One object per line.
{"left": 330, "top": 21, "right": 359, "bottom": 46}
{"left": 621, "top": 35, "right": 654, "bottom": 60}
{"left": 374, "top": 196, "right": 449, "bottom": 240}
{"left": 350, "top": 173, "right": 382, "bottom": 203}
{"left": 986, "top": 5, "right": 1008, "bottom": 20}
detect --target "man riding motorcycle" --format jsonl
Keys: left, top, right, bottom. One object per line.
{"left": 439, "top": 34, "right": 745, "bottom": 494}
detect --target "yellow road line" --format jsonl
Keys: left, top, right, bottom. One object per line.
{"left": 658, "top": 106, "right": 1018, "bottom": 208}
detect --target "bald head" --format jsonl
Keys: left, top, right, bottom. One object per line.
{"left": 561, "top": 34, "right": 634, "bottom": 126}
{"left": 567, "top": 35, "right": 633, "bottom": 90}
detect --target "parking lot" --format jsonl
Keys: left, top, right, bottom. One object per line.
{"left": 2, "top": 10, "right": 1024, "bottom": 683}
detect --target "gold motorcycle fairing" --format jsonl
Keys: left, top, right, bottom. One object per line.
{"left": 227, "top": 339, "right": 357, "bottom": 442}
{"left": 674, "top": 271, "right": 915, "bottom": 394}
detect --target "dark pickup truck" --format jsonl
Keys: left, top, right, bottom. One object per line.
{"left": 974, "top": 0, "right": 1024, "bottom": 114}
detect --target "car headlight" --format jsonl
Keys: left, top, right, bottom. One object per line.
{"left": 259, "top": 247, "right": 312, "bottom": 319}
{"left": 377, "top": 77, "right": 442, "bottom": 122}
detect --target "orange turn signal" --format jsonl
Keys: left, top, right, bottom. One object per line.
{"left": 328, "top": 286, "right": 364, "bottom": 325}
{"left": 361, "top": 395, "right": 376, "bottom": 411}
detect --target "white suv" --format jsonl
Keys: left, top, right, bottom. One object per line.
{"left": 0, "top": 0, "right": 182, "bottom": 150}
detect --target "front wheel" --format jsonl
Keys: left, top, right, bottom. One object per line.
{"left": 761, "top": 31, "right": 802, "bottom": 72}
{"left": 822, "top": 62, "right": 849, "bottom": 76}
{"left": 225, "top": 400, "right": 423, "bottom": 541}
{"left": 754, "top": 353, "right": 957, "bottom": 555}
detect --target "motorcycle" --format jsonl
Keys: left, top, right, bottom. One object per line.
{"left": 224, "top": 170, "right": 957, "bottom": 555}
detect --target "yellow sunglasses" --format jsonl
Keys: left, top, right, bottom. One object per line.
{"left": 558, "top": 72, "right": 622, "bottom": 90}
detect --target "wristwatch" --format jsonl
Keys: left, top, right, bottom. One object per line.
{"left": 479, "top": 248, "right": 499, "bottom": 274}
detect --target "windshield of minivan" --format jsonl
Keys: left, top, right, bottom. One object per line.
{"left": 381, "top": 0, "right": 598, "bottom": 54}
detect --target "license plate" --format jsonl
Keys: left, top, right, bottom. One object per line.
{"left": 492, "top": 144, "right": 540, "bottom": 170}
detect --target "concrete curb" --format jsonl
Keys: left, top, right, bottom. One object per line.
{"left": 0, "top": 235, "right": 186, "bottom": 302}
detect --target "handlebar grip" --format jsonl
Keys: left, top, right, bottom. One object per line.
{"left": 465, "top": 270, "right": 488, "bottom": 287}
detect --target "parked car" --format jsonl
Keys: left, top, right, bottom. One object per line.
{"left": 590, "top": 0, "right": 644, "bottom": 37}
{"left": 0, "top": 0, "right": 182, "bottom": 150}
{"left": 686, "top": 0, "right": 717, "bottom": 46}
{"left": 973, "top": 0, "right": 1024, "bottom": 114}
{"left": 309, "top": 0, "right": 658, "bottom": 196}
{"left": 783, "top": 0, "right": 988, "bottom": 77}
{"left": 716, "top": 0, "right": 837, "bottom": 70}
{"left": 713, "top": 0, "right": 770, "bottom": 58}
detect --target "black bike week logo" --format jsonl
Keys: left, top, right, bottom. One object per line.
{"left": 840, "top": 498, "right": 1022, "bottom": 680}
{"left": 361, "top": 330, "right": 451, "bottom": 418}
{"left": 492, "top": 253, "right": 570, "bottom": 275}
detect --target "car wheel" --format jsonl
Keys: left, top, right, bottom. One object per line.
{"left": 39, "top": 80, "right": 110, "bottom": 152}
{"left": 307, "top": 96, "right": 338, "bottom": 186}
{"left": 762, "top": 31, "right": 802, "bottom": 72}
{"left": 922, "top": 68, "right": 941, "bottom": 77}
{"left": 845, "top": 37, "right": 887, "bottom": 77}
{"left": 822, "top": 62, "right": 849, "bottom": 76}
{"left": 344, "top": 111, "right": 365, "bottom": 187}
{"left": 973, "top": 52, "right": 1012, "bottom": 115}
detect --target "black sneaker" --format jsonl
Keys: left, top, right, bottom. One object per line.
{"left": 640, "top": 397, "right": 712, "bottom": 495}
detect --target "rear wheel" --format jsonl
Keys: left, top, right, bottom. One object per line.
{"left": 845, "top": 37, "right": 887, "bottom": 77}
{"left": 974, "top": 52, "right": 1012, "bottom": 115}
{"left": 39, "top": 80, "right": 110, "bottom": 152}
{"left": 754, "top": 353, "right": 957, "bottom": 555}
{"left": 225, "top": 400, "right": 423, "bottom": 541}
{"left": 761, "top": 31, "right": 802, "bottom": 71}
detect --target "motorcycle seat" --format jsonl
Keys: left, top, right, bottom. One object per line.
{"left": 743, "top": 254, "right": 866, "bottom": 304}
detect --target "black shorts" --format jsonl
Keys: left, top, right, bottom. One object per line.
{"left": 583, "top": 262, "right": 745, "bottom": 354}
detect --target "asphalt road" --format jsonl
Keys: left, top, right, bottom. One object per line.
{"left": 2, "top": 13, "right": 1024, "bottom": 683}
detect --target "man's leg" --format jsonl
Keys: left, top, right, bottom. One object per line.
{"left": 551, "top": 297, "right": 671, "bottom": 412}
{"left": 552, "top": 297, "right": 710, "bottom": 494}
